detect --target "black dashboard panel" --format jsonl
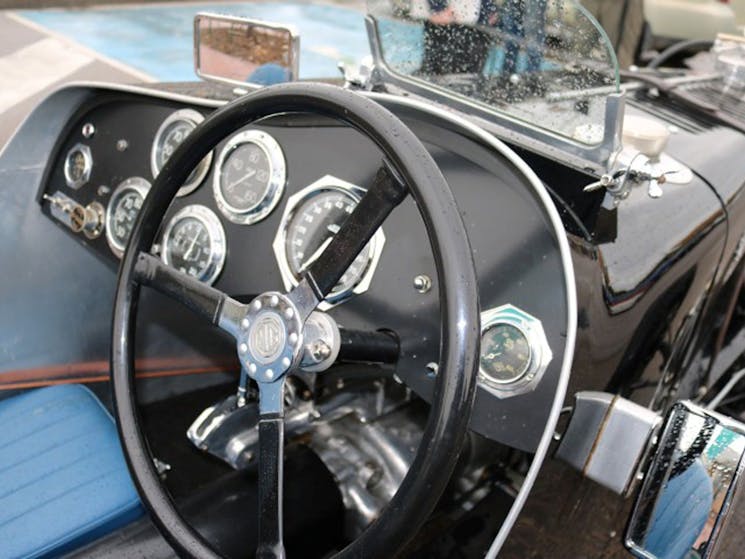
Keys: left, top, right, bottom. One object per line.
{"left": 38, "top": 91, "right": 567, "bottom": 451}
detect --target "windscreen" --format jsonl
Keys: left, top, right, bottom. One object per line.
{"left": 367, "top": 0, "right": 620, "bottom": 146}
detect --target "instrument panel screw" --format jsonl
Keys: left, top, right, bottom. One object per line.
{"left": 116, "top": 139, "right": 129, "bottom": 152}
{"left": 413, "top": 274, "right": 432, "bottom": 294}
{"left": 82, "top": 123, "right": 95, "bottom": 138}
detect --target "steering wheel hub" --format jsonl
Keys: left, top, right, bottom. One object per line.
{"left": 238, "top": 292, "right": 304, "bottom": 383}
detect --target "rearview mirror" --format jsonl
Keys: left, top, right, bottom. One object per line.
{"left": 626, "top": 402, "right": 745, "bottom": 559}
{"left": 194, "top": 13, "right": 299, "bottom": 88}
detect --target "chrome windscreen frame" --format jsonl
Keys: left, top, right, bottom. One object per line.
{"left": 364, "top": 16, "right": 625, "bottom": 172}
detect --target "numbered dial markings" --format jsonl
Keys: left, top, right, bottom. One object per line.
{"left": 151, "top": 109, "right": 212, "bottom": 197}
{"left": 161, "top": 205, "right": 226, "bottom": 285}
{"left": 274, "top": 176, "right": 386, "bottom": 307}
{"left": 214, "top": 130, "right": 286, "bottom": 225}
{"left": 105, "top": 177, "right": 151, "bottom": 258}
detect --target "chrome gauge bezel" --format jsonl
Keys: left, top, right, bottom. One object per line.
{"left": 105, "top": 177, "right": 151, "bottom": 258}
{"left": 160, "top": 204, "right": 226, "bottom": 286}
{"left": 213, "top": 129, "right": 286, "bottom": 225}
{"left": 272, "top": 174, "right": 386, "bottom": 309}
{"left": 151, "top": 108, "right": 213, "bottom": 197}
{"left": 64, "top": 143, "right": 92, "bottom": 189}
{"left": 478, "top": 304, "right": 552, "bottom": 399}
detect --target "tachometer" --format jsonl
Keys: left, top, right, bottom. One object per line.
{"left": 105, "top": 177, "right": 151, "bottom": 258}
{"left": 151, "top": 109, "right": 212, "bottom": 197}
{"left": 213, "top": 130, "right": 285, "bottom": 224}
{"left": 161, "top": 205, "right": 226, "bottom": 285}
{"left": 64, "top": 143, "right": 92, "bottom": 189}
{"left": 273, "top": 175, "right": 385, "bottom": 307}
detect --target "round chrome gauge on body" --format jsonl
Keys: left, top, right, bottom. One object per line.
{"left": 161, "top": 205, "right": 226, "bottom": 285}
{"left": 272, "top": 174, "right": 386, "bottom": 307}
{"left": 64, "top": 143, "right": 92, "bottom": 189}
{"left": 105, "top": 177, "right": 151, "bottom": 258}
{"left": 151, "top": 109, "right": 213, "bottom": 197}
{"left": 478, "top": 304, "right": 553, "bottom": 399}
{"left": 213, "top": 130, "right": 286, "bottom": 225}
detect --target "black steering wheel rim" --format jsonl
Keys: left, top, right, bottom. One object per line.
{"left": 111, "top": 82, "right": 480, "bottom": 558}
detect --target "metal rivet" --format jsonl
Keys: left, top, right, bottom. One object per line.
{"left": 413, "top": 275, "right": 432, "bottom": 294}
{"left": 282, "top": 357, "right": 291, "bottom": 368}
{"left": 97, "top": 185, "right": 110, "bottom": 197}
{"left": 82, "top": 123, "right": 95, "bottom": 138}
{"left": 426, "top": 362, "right": 438, "bottom": 377}
{"left": 270, "top": 295, "right": 279, "bottom": 307}
{"left": 116, "top": 139, "right": 128, "bottom": 152}
{"left": 239, "top": 343, "right": 248, "bottom": 354}
{"left": 248, "top": 363, "right": 257, "bottom": 374}
{"left": 289, "top": 333, "right": 298, "bottom": 345}
{"left": 241, "top": 318, "right": 250, "bottom": 330}
{"left": 265, "top": 369, "right": 274, "bottom": 380}
{"left": 284, "top": 307, "right": 294, "bottom": 319}
{"left": 253, "top": 300, "right": 262, "bottom": 311}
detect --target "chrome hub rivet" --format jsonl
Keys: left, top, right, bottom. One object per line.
{"left": 266, "top": 369, "right": 274, "bottom": 380}
{"left": 269, "top": 295, "right": 279, "bottom": 307}
{"left": 239, "top": 343, "right": 248, "bottom": 354}
{"left": 252, "top": 300, "right": 262, "bottom": 311}
{"left": 284, "top": 307, "right": 294, "bottom": 319}
{"left": 282, "top": 357, "right": 291, "bottom": 368}
{"left": 241, "top": 318, "right": 250, "bottom": 330}
{"left": 248, "top": 363, "right": 257, "bottom": 374}
{"left": 289, "top": 332, "right": 298, "bottom": 345}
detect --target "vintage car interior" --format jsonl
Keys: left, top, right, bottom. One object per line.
{"left": 3, "top": 1, "right": 745, "bottom": 558}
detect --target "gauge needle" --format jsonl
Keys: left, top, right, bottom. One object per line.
{"left": 299, "top": 236, "right": 333, "bottom": 274}
{"left": 184, "top": 233, "right": 199, "bottom": 261}
{"left": 224, "top": 168, "right": 256, "bottom": 191}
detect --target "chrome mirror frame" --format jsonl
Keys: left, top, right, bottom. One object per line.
{"left": 193, "top": 13, "right": 300, "bottom": 89}
{"left": 626, "top": 401, "right": 745, "bottom": 559}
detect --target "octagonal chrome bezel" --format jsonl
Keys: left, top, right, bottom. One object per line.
{"left": 478, "top": 304, "right": 552, "bottom": 399}
{"left": 64, "top": 143, "right": 92, "bottom": 190}
{"left": 272, "top": 174, "right": 386, "bottom": 309}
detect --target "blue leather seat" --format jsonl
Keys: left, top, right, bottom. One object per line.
{"left": 0, "top": 384, "right": 143, "bottom": 558}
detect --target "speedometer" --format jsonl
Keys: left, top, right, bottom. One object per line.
{"left": 161, "top": 205, "right": 226, "bottom": 285}
{"left": 151, "top": 109, "right": 212, "bottom": 197}
{"left": 273, "top": 175, "right": 386, "bottom": 307}
{"left": 213, "top": 130, "right": 286, "bottom": 224}
{"left": 105, "top": 177, "right": 151, "bottom": 258}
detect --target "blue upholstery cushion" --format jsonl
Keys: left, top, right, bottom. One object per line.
{"left": 0, "top": 384, "right": 143, "bottom": 558}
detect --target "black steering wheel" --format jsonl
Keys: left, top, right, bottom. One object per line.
{"left": 111, "top": 83, "right": 480, "bottom": 558}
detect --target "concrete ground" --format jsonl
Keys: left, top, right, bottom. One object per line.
{"left": 0, "top": 1, "right": 369, "bottom": 148}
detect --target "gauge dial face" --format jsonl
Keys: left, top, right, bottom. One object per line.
{"left": 286, "top": 188, "right": 372, "bottom": 298}
{"left": 64, "top": 143, "right": 92, "bottom": 189}
{"left": 162, "top": 205, "right": 226, "bottom": 285}
{"left": 105, "top": 177, "right": 151, "bottom": 257}
{"left": 151, "top": 109, "right": 211, "bottom": 197}
{"left": 480, "top": 323, "right": 532, "bottom": 384}
{"left": 219, "top": 143, "right": 271, "bottom": 211}
{"left": 213, "top": 130, "right": 285, "bottom": 224}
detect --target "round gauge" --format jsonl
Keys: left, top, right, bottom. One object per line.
{"left": 213, "top": 130, "right": 286, "bottom": 224}
{"left": 480, "top": 322, "right": 532, "bottom": 385}
{"left": 151, "top": 109, "right": 212, "bottom": 197}
{"left": 105, "top": 177, "right": 151, "bottom": 258}
{"left": 161, "top": 205, "right": 226, "bottom": 285}
{"left": 273, "top": 176, "right": 386, "bottom": 306}
{"left": 64, "top": 143, "right": 92, "bottom": 189}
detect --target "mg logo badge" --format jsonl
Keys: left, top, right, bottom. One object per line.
{"left": 249, "top": 313, "right": 285, "bottom": 363}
